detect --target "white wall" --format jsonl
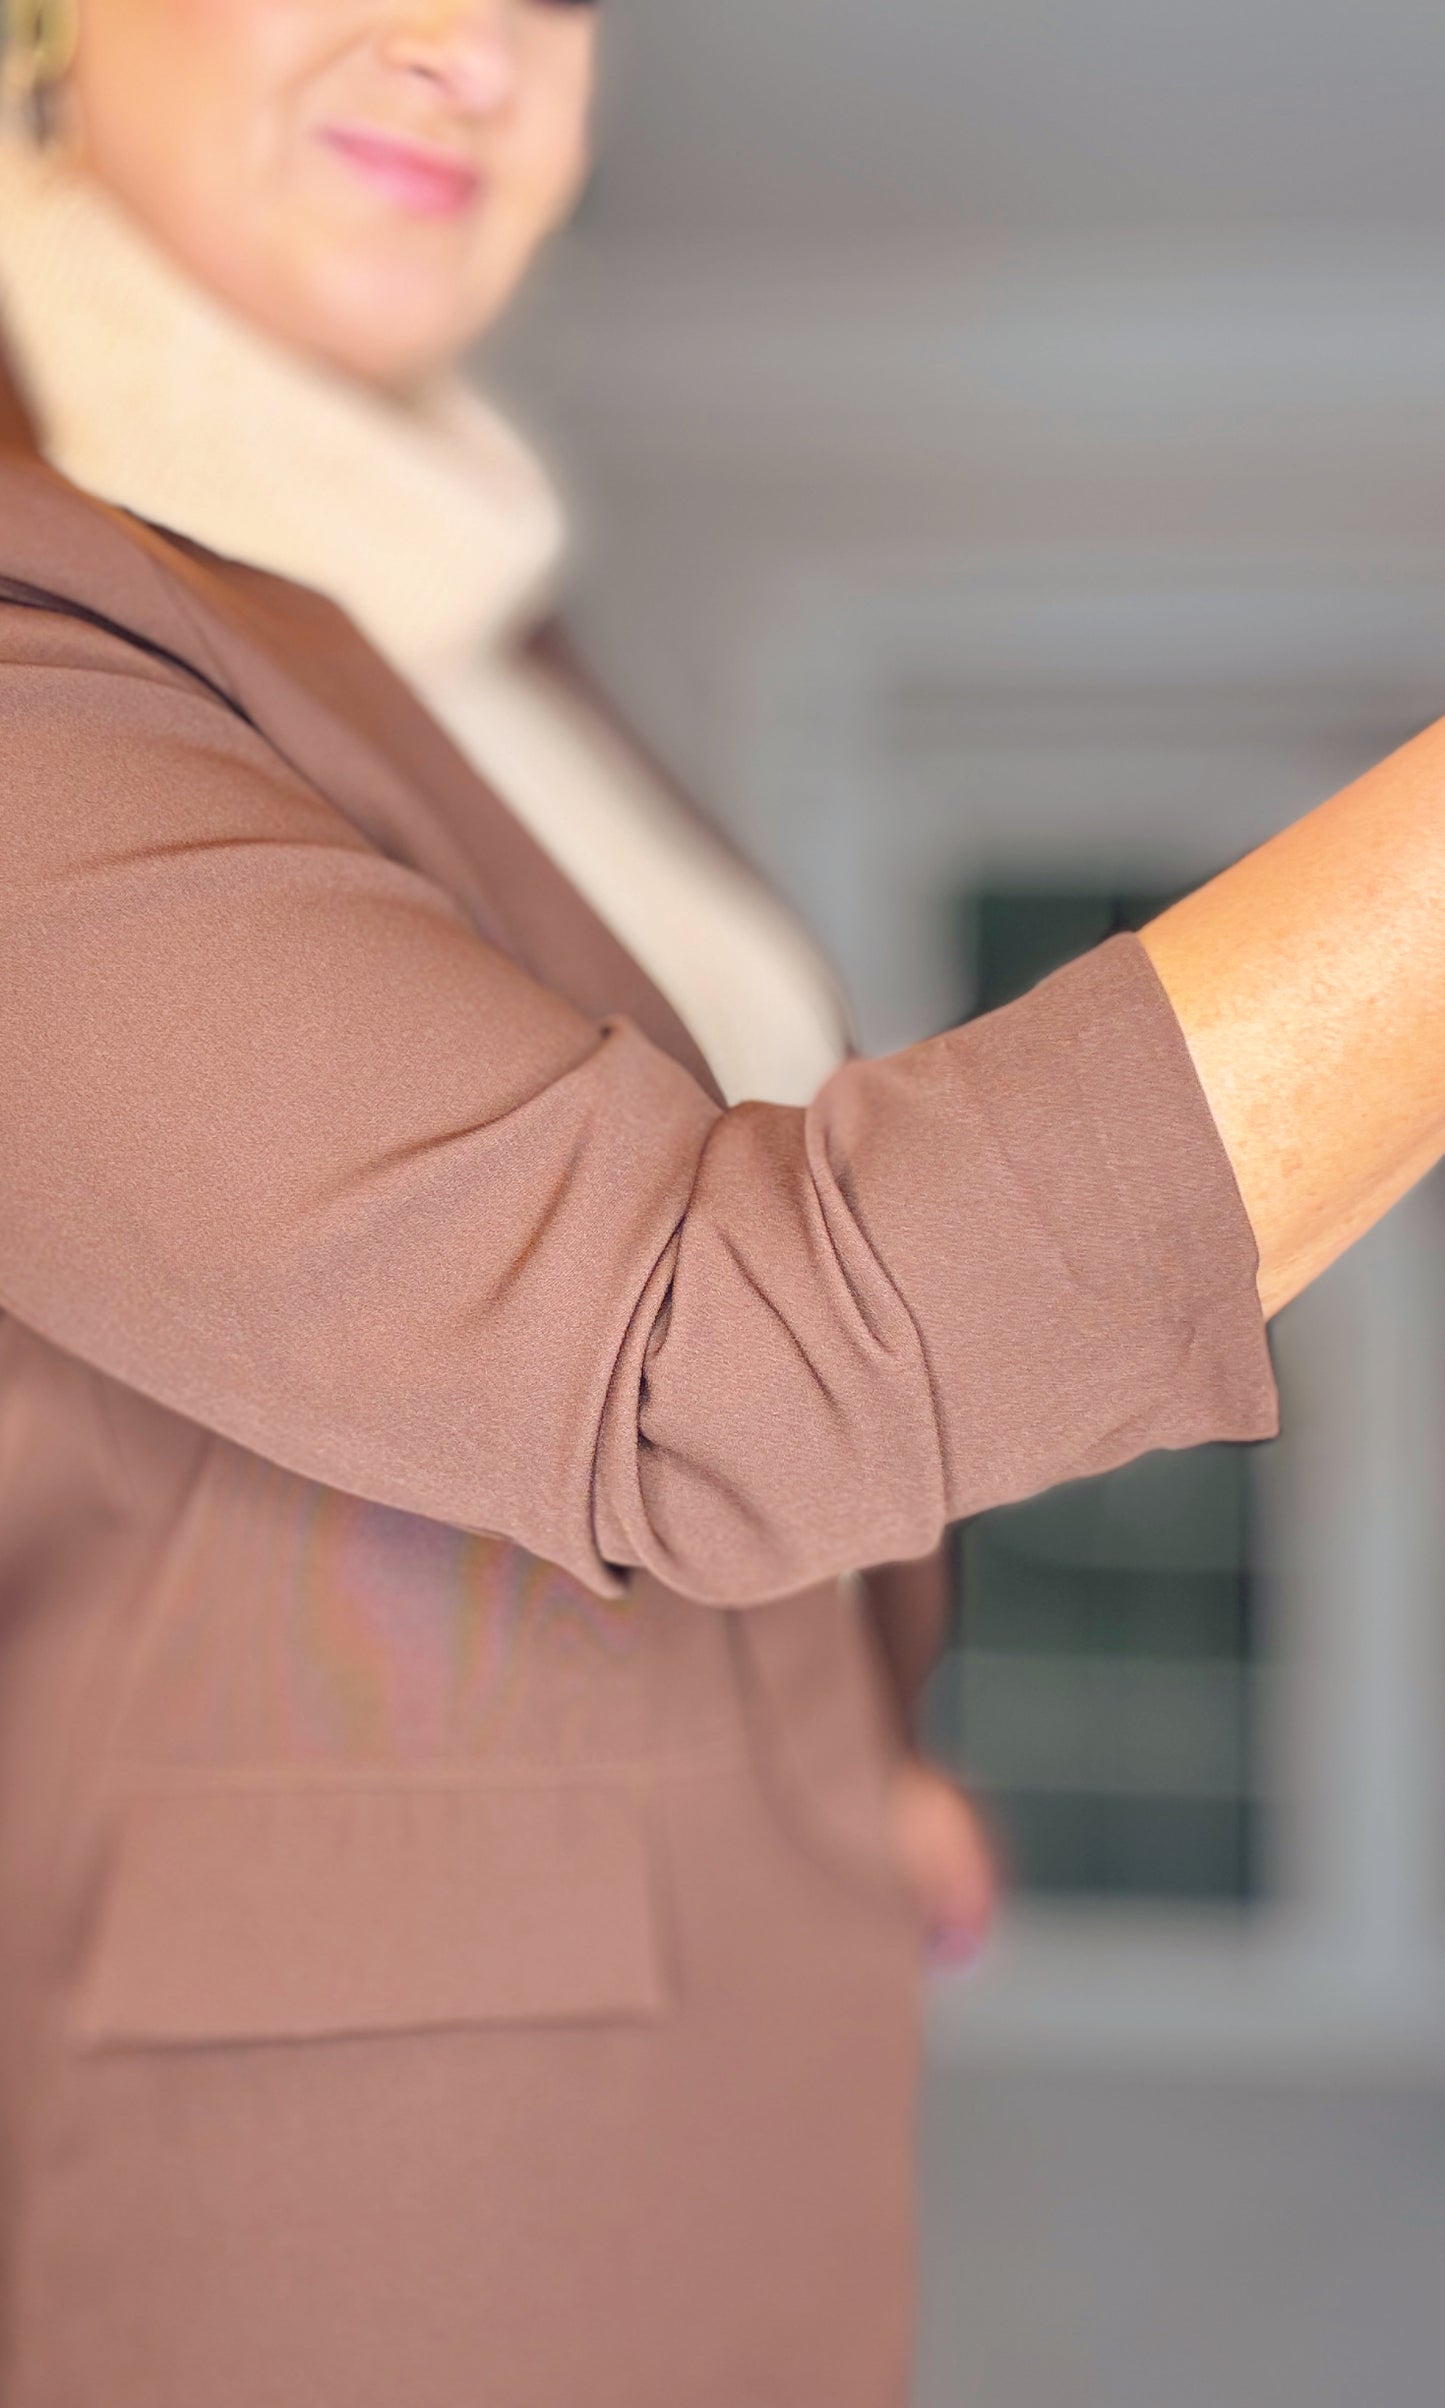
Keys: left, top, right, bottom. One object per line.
{"left": 592, "top": 1, "right": 1445, "bottom": 243}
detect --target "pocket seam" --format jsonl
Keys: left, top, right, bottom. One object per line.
{"left": 71, "top": 1772, "right": 671, "bottom": 2050}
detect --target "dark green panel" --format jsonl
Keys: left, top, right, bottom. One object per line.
{"left": 955, "top": 880, "right": 1189, "bottom": 1019}
{"left": 933, "top": 876, "right": 1270, "bottom": 1905}
{"left": 961, "top": 1446, "right": 1255, "bottom": 1662}
{"left": 981, "top": 1792, "right": 1258, "bottom": 1904}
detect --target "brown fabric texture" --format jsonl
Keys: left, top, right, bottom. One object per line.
{"left": 0, "top": 470, "right": 1276, "bottom": 1602}
{"left": 0, "top": 325, "right": 1277, "bottom": 2405}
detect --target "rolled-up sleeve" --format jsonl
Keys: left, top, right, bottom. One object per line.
{"left": 0, "top": 601, "right": 1277, "bottom": 1605}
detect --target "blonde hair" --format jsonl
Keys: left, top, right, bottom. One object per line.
{"left": 1, "top": 0, "right": 77, "bottom": 147}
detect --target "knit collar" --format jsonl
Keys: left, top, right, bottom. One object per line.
{"left": 0, "top": 128, "right": 567, "bottom": 679}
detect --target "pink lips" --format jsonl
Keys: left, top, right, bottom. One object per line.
{"left": 319, "top": 124, "right": 482, "bottom": 218}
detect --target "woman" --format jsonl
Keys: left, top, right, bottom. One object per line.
{"left": 0, "top": 5, "right": 1439, "bottom": 2405}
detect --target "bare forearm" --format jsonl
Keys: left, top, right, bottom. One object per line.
{"left": 1140, "top": 716, "right": 1445, "bottom": 1318}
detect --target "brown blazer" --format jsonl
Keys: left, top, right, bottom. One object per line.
{"left": 0, "top": 321, "right": 1277, "bottom": 2407}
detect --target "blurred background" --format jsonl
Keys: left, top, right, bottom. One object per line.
{"left": 486, "top": 6, "right": 1445, "bottom": 2403}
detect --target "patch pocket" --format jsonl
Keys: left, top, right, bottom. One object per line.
{"left": 70, "top": 1777, "right": 669, "bottom": 2047}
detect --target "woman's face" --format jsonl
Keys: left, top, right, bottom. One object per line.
{"left": 64, "top": 1, "right": 597, "bottom": 390}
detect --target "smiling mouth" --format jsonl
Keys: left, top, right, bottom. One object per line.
{"left": 318, "top": 125, "right": 483, "bottom": 218}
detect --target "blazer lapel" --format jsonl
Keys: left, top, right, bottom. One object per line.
{"left": 0, "top": 316, "right": 725, "bottom": 1105}
{"left": 0, "top": 316, "right": 38, "bottom": 454}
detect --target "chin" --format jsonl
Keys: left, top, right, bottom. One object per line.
{"left": 302, "top": 314, "right": 462, "bottom": 392}
{"left": 290, "top": 245, "right": 522, "bottom": 391}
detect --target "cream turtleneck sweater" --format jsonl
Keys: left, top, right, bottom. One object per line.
{"left": 0, "top": 129, "right": 850, "bottom": 1108}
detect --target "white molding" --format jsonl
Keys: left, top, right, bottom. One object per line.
{"left": 727, "top": 555, "right": 1445, "bottom": 2077}
{"left": 498, "top": 230, "right": 1445, "bottom": 500}
{"left": 727, "top": 554, "right": 1445, "bottom": 1049}
{"left": 924, "top": 1912, "right": 1445, "bottom": 2082}
{"left": 491, "top": 238, "right": 1445, "bottom": 2079}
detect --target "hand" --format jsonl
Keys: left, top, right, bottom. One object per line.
{"left": 888, "top": 1753, "right": 998, "bottom": 1974}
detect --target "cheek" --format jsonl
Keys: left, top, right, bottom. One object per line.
{"left": 164, "top": 0, "right": 330, "bottom": 76}
{"left": 76, "top": 0, "right": 325, "bottom": 189}
{"left": 513, "top": 27, "right": 595, "bottom": 221}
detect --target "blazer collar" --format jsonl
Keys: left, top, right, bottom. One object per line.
{"left": 0, "top": 298, "right": 726, "bottom": 1106}
{"left": 0, "top": 313, "right": 40, "bottom": 456}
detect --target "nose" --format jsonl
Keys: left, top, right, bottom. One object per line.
{"left": 379, "top": 1, "right": 520, "bottom": 115}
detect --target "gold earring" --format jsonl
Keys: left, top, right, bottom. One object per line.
{"left": 2, "top": 0, "right": 79, "bottom": 140}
